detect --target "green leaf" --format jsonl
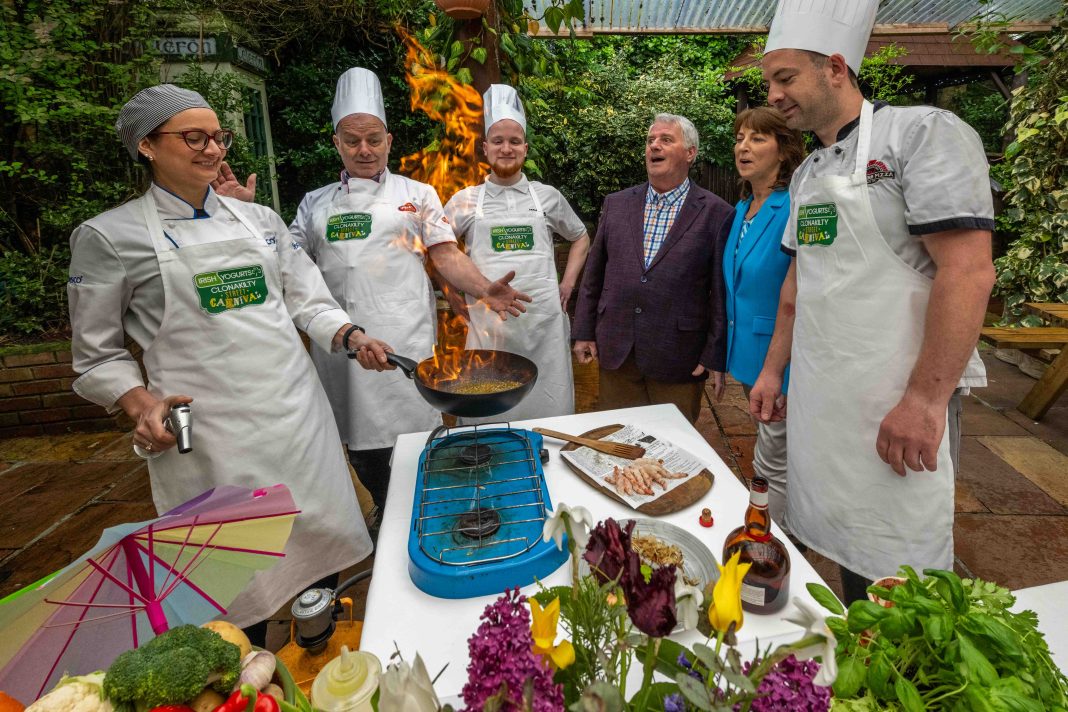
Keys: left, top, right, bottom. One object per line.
{"left": 866, "top": 653, "right": 894, "bottom": 699}
{"left": 545, "top": 6, "right": 564, "bottom": 35}
{"left": 675, "top": 672, "right": 715, "bottom": 710}
{"left": 957, "top": 632, "right": 999, "bottom": 686}
{"left": 569, "top": 681, "right": 626, "bottom": 711}
{"left": 921, "top": 612, "right": 954, "bottom": 648}
{"left": 471, "top": 47, "right": 488, "bottom": 64}
{"left": 961, "top": 612, "right": 1025, "bottom": 665}
{"left": 455, "top": 68, "right": 473, "bottom": 85}
{"left": 894, "top": 677, "right": 924, "bottom": 712}
{"left": 879, "top": 607, "right": 917, "bottom": 640}
{"left": 846, "top": 601, "right": 891, "bottom": 633}
{"left": 808, "top": 583, "right": 846, "bottom": 615}
{"left": 689, "top": 643, "right": 726, "bottom": 674}
{"left": 449, "top": 40, "right": 464, "bottom": 59}
{"left": 833, "top": 655, "right": 867, "bottom": 699}
{"left": 924, "top": 569, "right": 967, "bottom": 613}
{"left": 635, "top": 637, "right": 690, "bottom": 679}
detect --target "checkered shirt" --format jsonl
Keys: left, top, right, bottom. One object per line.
{"left": 642, "top": 178, "right": 690, "bottom": 268}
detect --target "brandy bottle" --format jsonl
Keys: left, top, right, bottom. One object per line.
{"left": 722, "top": 475, "right": 791, "bottom": 614}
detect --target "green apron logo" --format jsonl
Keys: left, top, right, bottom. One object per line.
{"left": 797, "top": 203, "right": 838, "bottom": 246}
{"left": 491, "top": 225, "right": 535, "bottom": 252}
{"left": 194, "top": 265, "right": 269, "bottom": 314}
{"left": 326, "top": 212, "right": 373, "bottom": 242}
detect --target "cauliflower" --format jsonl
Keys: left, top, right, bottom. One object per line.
{"left": 26, "top": 672, "right": 113, "bottom": 712}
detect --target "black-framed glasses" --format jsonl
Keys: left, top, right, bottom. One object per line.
{"left": 149, "top": 129, "right": 234, "bottom": 151}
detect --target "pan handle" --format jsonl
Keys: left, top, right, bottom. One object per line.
{"left": 385, "top": 352, "right": 419, "bottom": 379}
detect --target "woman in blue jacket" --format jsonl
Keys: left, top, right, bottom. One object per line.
{"left": 724, "top": 107, "right": 805, "bottom": 531}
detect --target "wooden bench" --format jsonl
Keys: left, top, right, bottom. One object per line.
{"left": 980, "top": 326, "right": 1068, "bottom": 420}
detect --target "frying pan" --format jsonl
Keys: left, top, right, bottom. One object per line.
{"left": 384, "top": 349, "right": 538, "bottom": 418}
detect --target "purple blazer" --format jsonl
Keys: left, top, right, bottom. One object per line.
{"left": 573, "top": 182, "right": 735, "bottom": 383}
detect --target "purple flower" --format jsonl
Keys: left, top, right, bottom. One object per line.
{"left": 664, "top": 693, "right": 686, "bottom": 712}
{"left": 582, "top": 517, "right": 635, "bottom": 584}
{"left": 739, "top": 654, "right": 831, "bottom": 712}
{"left": 622, "top": 549, "right": 677, "bottom": 637}
{"left": 460, "top": 588, "right": 563, "bottom": 712}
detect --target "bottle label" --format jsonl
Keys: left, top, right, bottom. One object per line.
{"left": 750, "top": 490, "right": 768, "bottom": 508}
{"left": 741, "top": 582, "right": 765, "bottom": 607}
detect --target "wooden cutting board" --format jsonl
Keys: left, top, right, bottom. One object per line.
{"left": 558, "top": 424, "right": 714, "bottom": 515}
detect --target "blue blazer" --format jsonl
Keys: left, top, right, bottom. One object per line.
{"left": 723, "top": 189, "right": 792, "bottom": 390}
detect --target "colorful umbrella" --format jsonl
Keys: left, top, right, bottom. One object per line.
{"left": 0, "top": 484, "right": 298, "bottom": 703}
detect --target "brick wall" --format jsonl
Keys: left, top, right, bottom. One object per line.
{"left": 0, "top": 342, "right": 133, "bottom": 438}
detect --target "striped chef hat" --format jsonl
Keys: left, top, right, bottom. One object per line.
{"left": 115, "top": 84, "right": 211, "bottom": 159}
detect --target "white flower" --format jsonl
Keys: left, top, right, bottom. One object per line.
{"left": 673, "top": 578, "right": 704, "bottom": 631}
{"left": 542, "top": 503, "right": 593, "bottom": 551}
{"left": 784, "top": 597, "right": 838, "bottom": 687}
{"left": 377, "top": 653, "right": 440, "bottom": 712}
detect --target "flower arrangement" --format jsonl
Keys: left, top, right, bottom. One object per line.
{"left": 395, "top": 505, "right": 837, "bottom": 712}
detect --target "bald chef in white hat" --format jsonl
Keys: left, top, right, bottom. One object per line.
{"left": 274, "top": 68, "right": 532, "bottom": 521}
{"left": 749, "top": 0, "right": 995, "bottom": 602}
{"left": 444, "top": 84, "right": 589, "bottom": 424}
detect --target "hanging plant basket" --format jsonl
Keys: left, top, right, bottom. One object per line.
{"left": 435, "top": 0, "right": 490, "bottom": 20}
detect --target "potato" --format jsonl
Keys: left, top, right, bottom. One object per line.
{"left": 189, "top": 688, "right": 226, "bottom": 712}
{"left": 201, "top": 620, "right": 252, "bottom": 659}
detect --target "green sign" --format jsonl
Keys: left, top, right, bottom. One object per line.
{"left": 326, "top": 212, "right": 373, "bottom": 242}
{"left": 491, "top": 225, "right": 535, "bottom": 252}
{"left": 194, "top": 264, "right": 269, "bottom": 314}
{"left": 797, "top": 203, "right": 838, "bottom": 246}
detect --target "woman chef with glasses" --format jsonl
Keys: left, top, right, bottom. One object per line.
{"left": 66, "top": 85, "right": 392, "bottom": 642}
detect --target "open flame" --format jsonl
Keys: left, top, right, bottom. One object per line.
{"left": 397, "top": 28, "right": 498, "bottom": 388}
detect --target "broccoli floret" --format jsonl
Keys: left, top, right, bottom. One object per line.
{"left": 103, "top": 625, "right": 242, "bottom": 706}
{"left": 103, "top": 647, "right": 208, "bottom": 708}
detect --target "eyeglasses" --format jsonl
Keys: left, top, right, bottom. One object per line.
{"left": 149, "top": 129, "right": 234, "bottom": 151}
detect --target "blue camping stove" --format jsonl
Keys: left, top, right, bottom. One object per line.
{"left": 408, "top": 424, "right": 569, "bottom": 599}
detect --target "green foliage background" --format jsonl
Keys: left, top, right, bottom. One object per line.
{"left": 0, "top": 0, "right": 1054, "bottom": 336}
{"left": 521, "top": 36, "right": 747, "bottom": 222}
{"left": 989, "top": 9, "right": 1068, "bottom": 322}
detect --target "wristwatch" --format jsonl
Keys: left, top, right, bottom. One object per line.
{"left": 343, "top": 324, "right": 366, "bottom": 359}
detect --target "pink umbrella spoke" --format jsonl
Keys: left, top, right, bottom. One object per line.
{"left": 86, "top": 555, "right": 148, "bottom": 605}
{"left": 41, "top": 606, "right": 150, "bottom": 629}
{"left": 128, "top": 538, "right": 227, "bottom": 616}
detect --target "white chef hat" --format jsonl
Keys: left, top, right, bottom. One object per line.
{"left": 765, "top": 0, "right": 879, "bottom": 74}
{"left": 482, "top": 84, "right": 527, "bottom": 135}
{"left": 331, "top": 67, "right": 387, "bottom": 130}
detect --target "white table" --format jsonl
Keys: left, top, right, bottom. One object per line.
{"left": 360, "top": 404, "right": 832, "bottom": 696}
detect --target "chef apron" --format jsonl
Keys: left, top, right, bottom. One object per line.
{"left": 785, "top": 101, "right": 954, "bottom": 581}
{"left": 138, "top": 192, "right": 371, "bottom": 628}
{"left": 309, "top": 174, "right": 441, "bottom": 450}
{"left": 459, "top": 182, "right": 574, "bottom": 425}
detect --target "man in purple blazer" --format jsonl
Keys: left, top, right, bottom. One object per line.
{"left": 573, "top": 113, "right": 734, "bottom": 423}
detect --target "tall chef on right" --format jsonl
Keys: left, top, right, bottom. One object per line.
{"left": 749, "top": 0, "right": 996, "bottom": 603}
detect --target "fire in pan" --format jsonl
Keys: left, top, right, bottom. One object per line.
{"left": 385, "top": 349, "right": 538, "bottom": 418}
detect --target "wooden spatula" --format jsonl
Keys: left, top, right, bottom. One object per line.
{"left": 533, "top": 427, "right": 646, "bottom": 460}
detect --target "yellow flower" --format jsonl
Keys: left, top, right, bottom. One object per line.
{"left": 707, "top": 551, "right": 753, "bottom": 634}
{"left": 529, "top": 597, "right": 575, "bottom": 669}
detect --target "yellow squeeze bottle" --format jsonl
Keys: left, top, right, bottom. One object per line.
{"left": 310, "top": 645, "right": 382, "bottom": 712}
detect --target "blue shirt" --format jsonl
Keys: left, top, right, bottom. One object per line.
{"left": 642, "top": 178, "right": 690, "bottom": 268}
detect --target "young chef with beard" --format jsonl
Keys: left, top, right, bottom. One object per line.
{"left": 67, "top": 85, "right": 392, "bottom": 641}
{"left": 218, "top": 68, "right": 533, "bottom": 524}
{"left": 749, "top": 0, "right": 995, "bottom": 602}
{"left": 443, "top": 84, "right": 590, "bottom": 423}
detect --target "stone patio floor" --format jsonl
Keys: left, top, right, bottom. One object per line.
{"left": 0, "top": 350, "right": 1064, "bottom": 650}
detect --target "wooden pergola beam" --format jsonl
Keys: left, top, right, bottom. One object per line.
{"left": 536, "top": 21, "right": 1052, "bottom": 38}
